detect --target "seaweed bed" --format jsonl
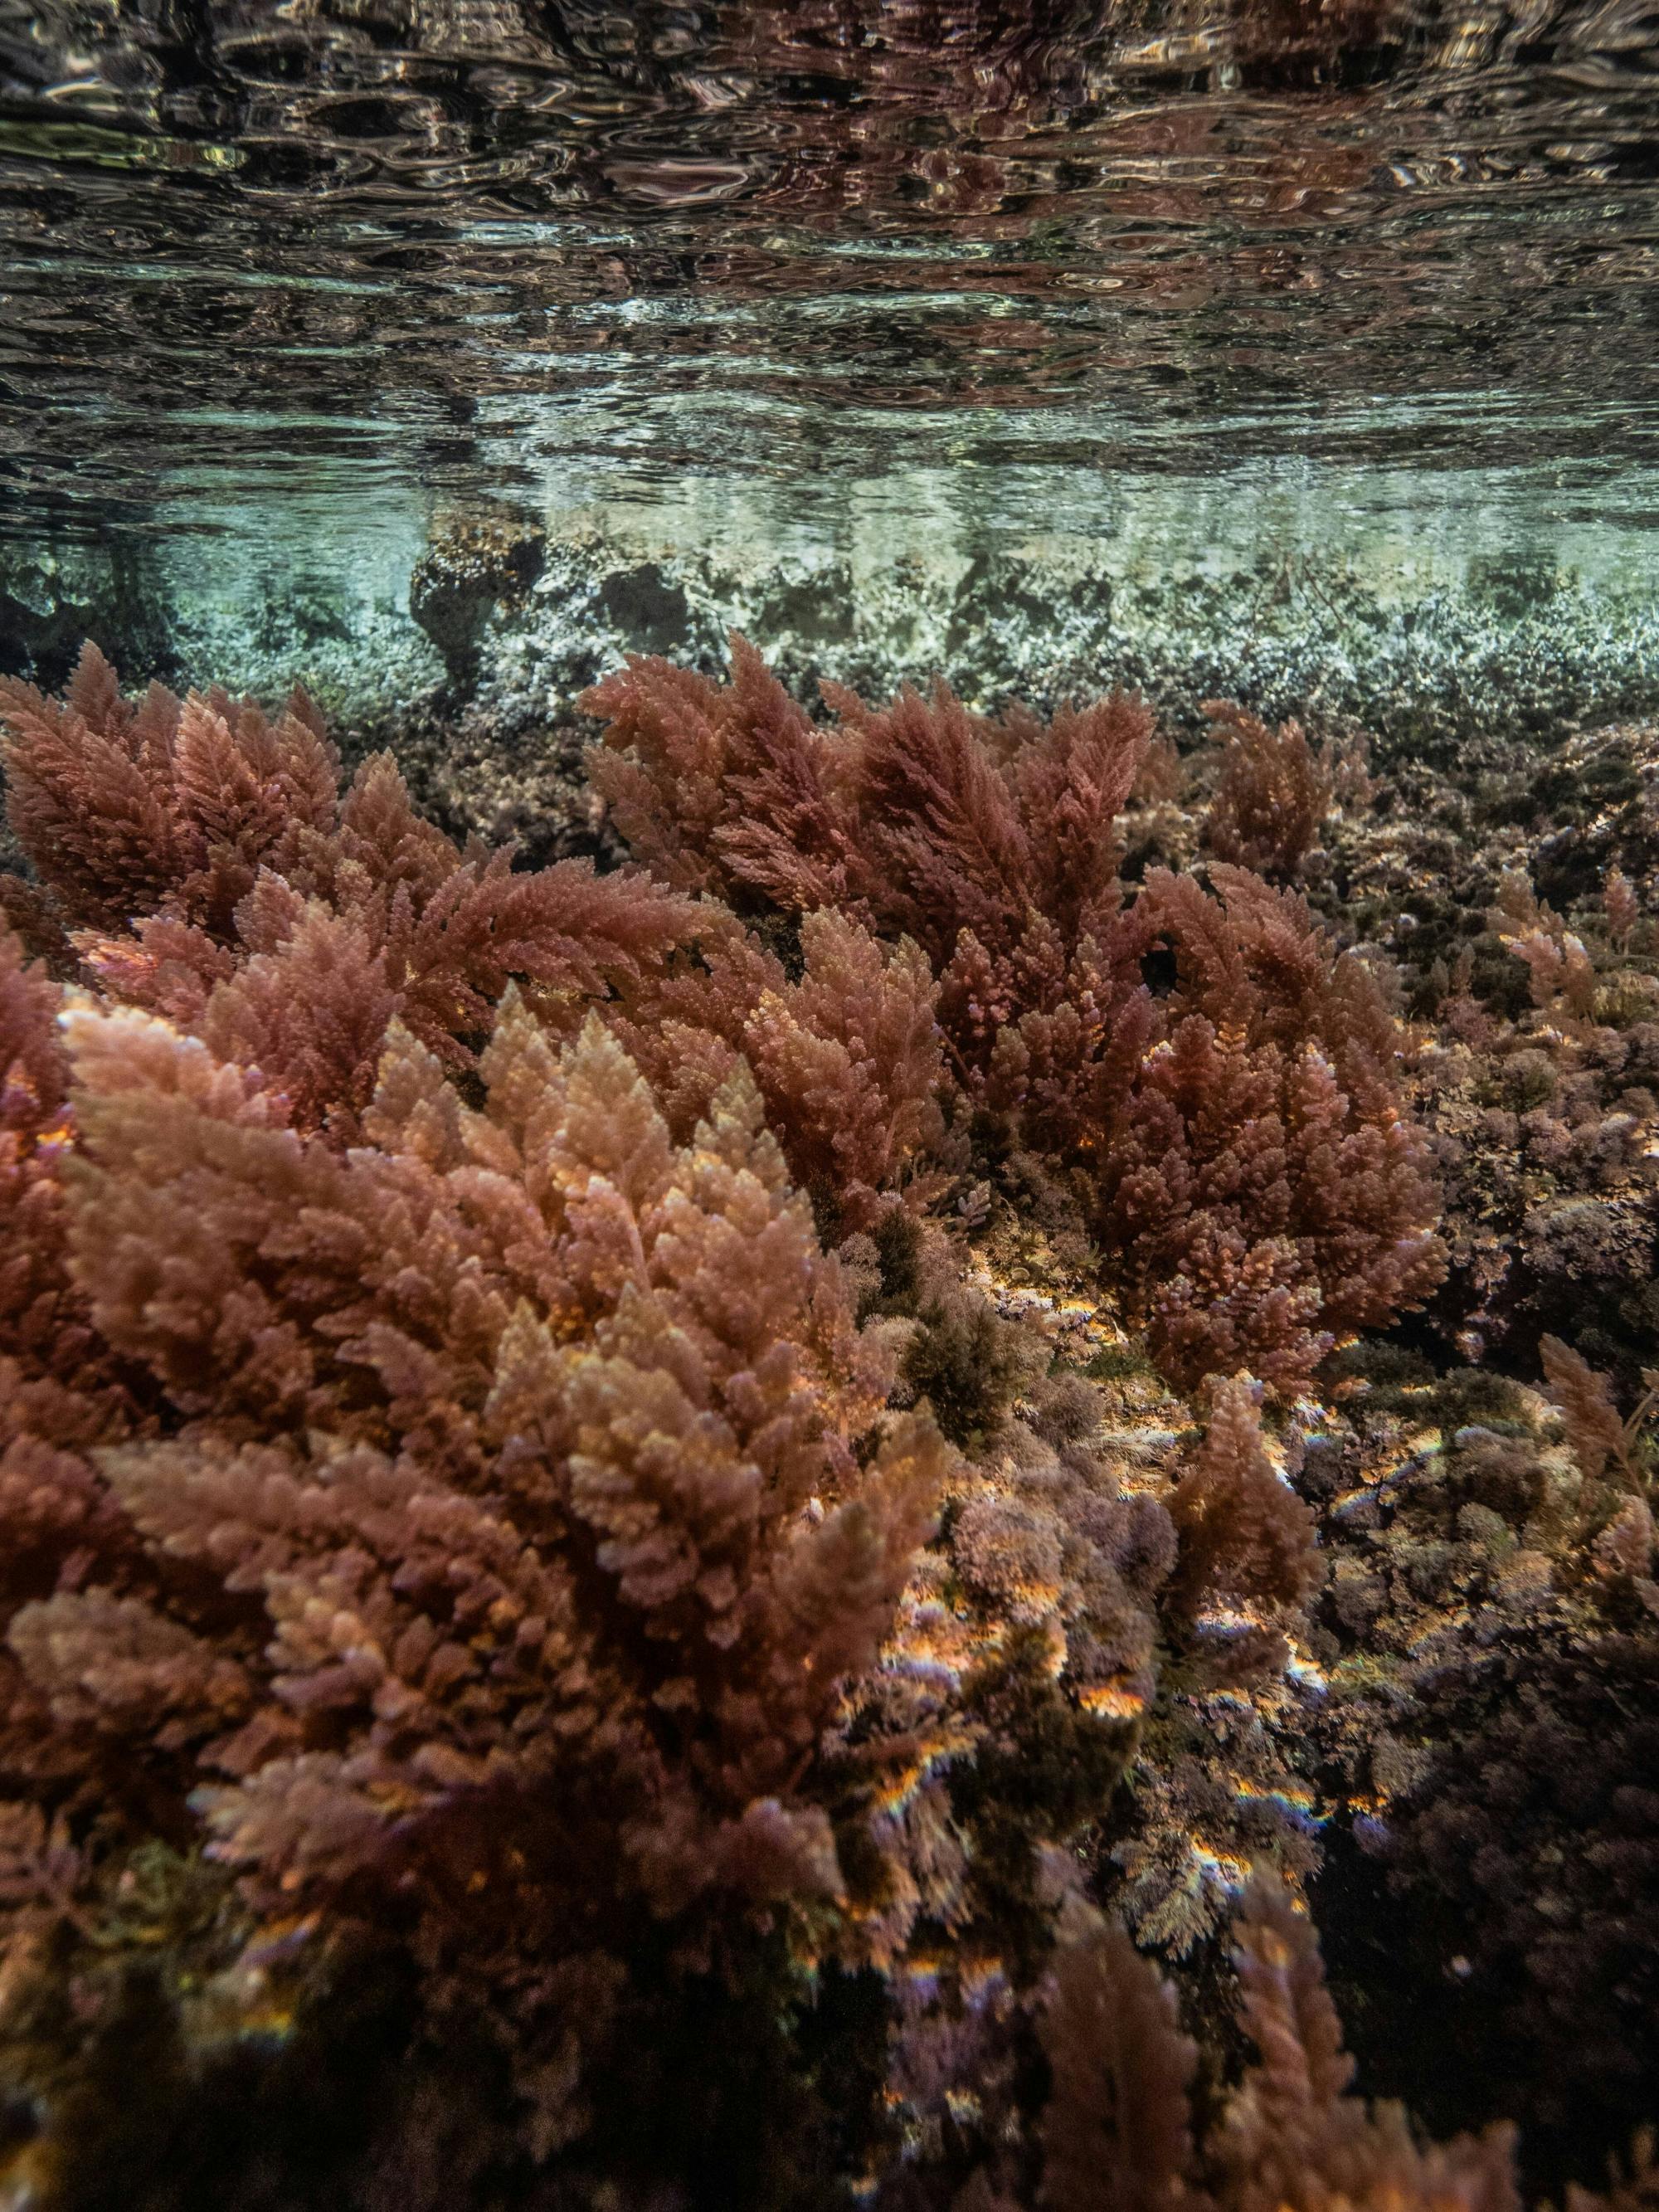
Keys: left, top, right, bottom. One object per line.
{"left": 1, "top": 632, "right": 1657, "bottom": 2211}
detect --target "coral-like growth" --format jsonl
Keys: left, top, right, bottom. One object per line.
{"left": 1163, "top": 1376, "right": 1322, "bottom": 1669}
{"left": 1199, "top": 701, "right": 1335, "bottom": 881}
{"left": 1540, "top": 1333, "right": 1657, "bottom": 1491}
{"left": 606, "top": 903, "right": 951, "bottom": 1232}
{"left": 2, "top": 650, "right": 961, "bottom": 1240}
{"left": 0, "top": 989, "right": 946, "bottom": 2161}
{"left": 0, "top": 922, "right": 138, "bottom": 1434}
{"left": 1488, "top": 870, "right": 1601, "bottom": 1029}
{"left": 1036, "top": 1878, "right": 1520, "bottom": 2212}
{"left": 835, "top": 1364, "right": 1176, "bottom": 1984}
{"left": 1038, "top": 1903, "right": 1199, "bottom": 2212}
{"left": 582, "top": 636, "right": 1151, "bottom": 952}
{"left": 0, "top": 923, "right": 75, "bottom": 1383}
{"left": 585, "top": 640, "right": 1443, "bottom": 1394}
{"left": 1, "top": 645, "right": 708, "bottom": 1132}
{"left": 1087, "top": 868, "right": 1445, "bottom": 1393}
{"left": 581, "top": 634, "right": 864, "bottom": 911}
{"left": 0, "top": 650, "right": 972, "bottom": 2187}
{"left": 583, "top": 633, "right": 1151, "bottom": 1086}
{"left": 4, "top": 630, "right": 1641, "bottom": 2211}
{"left": 47, "top": 995, "right": 941, "bottom": 1887}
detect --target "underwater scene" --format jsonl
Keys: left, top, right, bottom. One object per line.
{"left": 5, "top": 1, "right": 1659, "bottom": 2206}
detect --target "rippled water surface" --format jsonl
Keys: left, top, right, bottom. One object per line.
{"left": 4, "top": 0, "right": 1659, "bottom": 560}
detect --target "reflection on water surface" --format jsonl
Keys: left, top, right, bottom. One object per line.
{"left": 4, "top": 0, "right": 1659, "bottom": 539}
